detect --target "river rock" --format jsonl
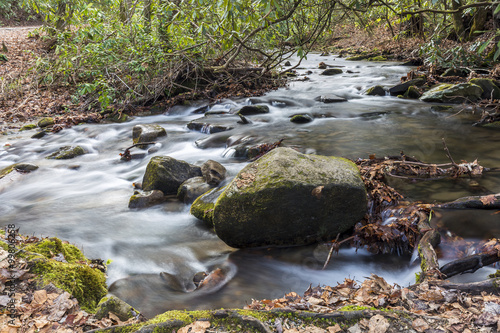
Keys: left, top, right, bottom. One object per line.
{"left": 95, "top": 295, "right": 140, "bottom": 321}
{"left": 290, "top": 114, "right": 313, "bottom": 124}
{"left": 389, "top": 78, "right": 425, "bottom": 96}
{"left": 191, "top": 186, "right": 227, "bottom": 228}
{"left": 201, "top": 160, "right": 226, "bottom": 185}
{"left": 365, "top": 86, "right": 386, "bottom": 96}
{"left": 403, "top": 86, "right": 422, "bottom": 99}
{"left": 420, "top": 83, "right": 483, "bottom": 103}
{"left": 187, "top": 114, "right": 237, "bottom": 134}
{"left": 132, "top": 124, "right": 167, "bottom": 148}
{"left": 314, "top": 95, "right": 347, "bottom": 103}
{"left": 38, "top": 117, "right": 55, "bottom": 128}
{"left": 46, "top": 146, "right": 86, "bottom": 159}
{"left": 142, "top": 156, "right": 202, "bottom": 194}
{"left": 129, "top": 190, "right": 165, "bottom": 208}
{"left": 469, "top": 78, "right": 500, "bottom": 100}
{"left": 212, "top": 147, "right": 367, "bottom": 248}
{"left": 236, "top": 105, "right": 270, "bottom": 116}
{"left": 320, "top": 68, "right": 343, "bottom": 76}
{"left": 177, "top": 177, "right": 213, "bottom": 204}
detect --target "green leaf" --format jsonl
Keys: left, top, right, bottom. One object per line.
{"left": 494, "top": 43, "right": 500, "bottom": 61}
{"left": 495, "top": 3, "right": 500, "bottom": 15}
{"left": 478, "top": 36, "right": 494, "bottom": 54}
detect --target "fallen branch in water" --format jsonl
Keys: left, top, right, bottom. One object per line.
{"left": 119, "top": 142, "right": 156, "bottom": 161}
{"left": 435, "top": 193, "right": 500, "bottom": 209}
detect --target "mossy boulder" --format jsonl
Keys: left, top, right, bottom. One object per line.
{"left": 191, "top": 186, "right": 227, "bottom": 228}
{"left": 236, "top": 105, "right": 270, "bottom": 116}
{"left": 22, "top": 238, "right": 107, "bottom": 312}
{"left": 0, "top": 163, "right": 38, "bottom": 179}
{"left": 177, "top": 177, "right": 213, "bottom": 204}
{"left": 37, "top": 117, "right": 55, "bottom": 128}
{"left": 142, "top": 156, "right": 202, "bottom": 194}
{"left": 389, "top": 78, "right": 425, "bottom": 96}
{"left": 20, "top": 124, "right": 37, "bottom": 131}
{"left": 469, "top": 78, "right": 500, "bottom": 100}
{"left": 420, "top": 83, "right": 483, "bottom": 103}
{"left": 365, "top": 86, "right": 386, "bottom": 96}
{"left": 46, "top": 146, "right": 86, "bottom": 159}
{"left": 403, "top": 86, "right": 422, "bottom": 99}
{"left": 482, "top": 121, "right": 500, "bottom": 129}
{"left": 95, "top": 295, "right": 140, "bottom": 321}
{"left": 212, "top": 147, "right": 367, "bottom": 248}
{"left": 290, "top": 114, "right": 314, "bottom": 124}
{"left": 320, "top": 68, "right": 343, "bottom": 76}
{"left": 132, "top": 124, "right": 167, "bottom": 148}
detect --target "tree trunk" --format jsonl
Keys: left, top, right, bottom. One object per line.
{"left": 469, "top": 7, "right": 488, "bottom": 40}
{"left": 451, "top": 0, "right": 465, "bottom": 40}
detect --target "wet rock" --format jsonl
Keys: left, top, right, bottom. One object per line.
{"left": 132, "top": 124, "right": 167, "bottom": 148}
{"left": 389, "top": 78, "right": 425, "bottom": 96}
{"left": 236, "top": 105, "right": 270, "bottom": 116}
{"left": 314, "top": 95, "right": 347, "bottom": 103}
{"left": 177, "top": 177, "right": 212, "bottom": 204}
{"left": 482, "top": 121, "right": 500, "bottom": 129}
{"left": 31, "top": 131, "right": 47, "bottom": 139}
{"left": 290, "top": 114, "right": 314, "bottom": 124}
{"left": 46, "top": 146, "right": 86, "bottom": 159}
{"left": 95, "top": 295, "right": 140, "bottom": 321}
{"left": 320, "top": 68, "right": 343, "bottom": 76}
{"left": 403, "top": 86, "right": 422, "bottom": 99}
{"left": 194, "top": 133, "right": 233, "bottom": 149}
{"left": 420, "top": 83, "right": 483, "bottom": 103}
{"left": 129, "top": 190, "right": 166, "bottom": 208}
{"left": 365, "top": 85, "right": 386, "bottom": 96}
{"left": 441, "top": 67, "right": 469, "bottom": 77}
{"left": 201, "top": 160, "right": 226, "bottom": 186}
{"left": 108, "top": 113, "right": 129, "bottom": 123}
{"left": 20, "top": 124, "right": 36, "bottom": 131}
{"left": 318, "top": 62, "right": 327, "bottom": 69}
{"left": 284, "top": 61, "right": 291, "bottom": 66}
{"left": 191, "top": 186, "right": 227, "bottom": 228}
{"left": 469, "top": 78, "right": 500, "bottom": 100}
{"left": 187, "top": 114, "right": 237, "bottom": 134}
{"left": 14, "top": 163, "right": 39, "bottom": 172}
{"left": 142, "top": 156, "right": 202, "bottom": 194}
{"left": 212, "top": 147, "right": 367, "bottom": 248}
{"left": 38, "top": 117, "right": 55, "bottom": 128}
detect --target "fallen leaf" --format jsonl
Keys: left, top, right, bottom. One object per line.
{"left": 369, "top": 314, "right": 390, "bottom": 333}
{"left": 327, "top": 324, "right": 342, "bottom": 333}
{"left": 312, "top": 186, "right": 324, "bottom": 199}
{"left": 177, "top": 320, "right": 211, "bottom": 333}
{"left": 480, "top": 194, "right": 497, "bottom": 206}
{"left": 411, "top": 318, "right": 429, "bottom": 332}
{"left": 32, "top": 290, "right": 47, "bottom": 306}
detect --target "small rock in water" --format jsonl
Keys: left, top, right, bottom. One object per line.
{"left": 46, "top": 146, "right": 86, "bottom": 160}
{"left": 201, "top": 160, "right": 227, "bottom": 186}
{"left": 132, "top": 124, "right": 167, "bottom": 149}
{"left": 38, "top": 117, "right": 55, "bottom": 128}
{"left": 284, "top": 60, "right": 291, "bottom": 66}
{"left": 290, "top": 114, "right": 314, "bottom": 124}
{"left": 128, "top": 190, "right": 166, "bottom": 209}
{"left": 318, "top": 62, "right": 327, "bottom": 69}
{"left": 365, "top": 85, "right": 386, "bottom": 96}
{"left": 320, "top": 68, "right": 343, "bottom": 76}
{"left": 314, "top": 95, "right": 347, "bottom": 103}
{"left": 236, "top": 105, "right": 270, "bottom": 116}
{"left": 177, "top": 177, "right": 212, "bottom": 204}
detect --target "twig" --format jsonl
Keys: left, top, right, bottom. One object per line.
{"left": 441, "top": 138, "right": 458, "bottom": 166}
{"left": 120, "top": 142, "right": 156, "bottom": 161}
{"left": 322, "top": 234, "right": 340, "bottom": 270}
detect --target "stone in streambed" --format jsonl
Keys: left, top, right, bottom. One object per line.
{"left": 290, "top": 114, "right": 313, "bottom": 124}
{"left": 469, "top": 78, "right": 500, "bottom": 100}
{"left": 235, "top": 105, "right": 270, "bottom": 116}
{"left": 403, "top": 86, "right": 422, "bottom": 99}
{"left": 314, "top": 95, "right": 347, "bottom": 103}
{"left": 320, "top": 68, "right": 343, "bottom": 76}
{"left": 201, "top": 160, "right": 226, "bottom": 186}
{"left": 132, "top": 124, "right": 166, "bottom": 149}
{"left": 142, "top": 156, "right": 202, "bottom": 194}
{"left": 38, "top": 117, "right": 55, "bottom": 128}
{"left": 389, "top": 78, "right": 425, "bottom": 96}
{"left": 177, "top": 177, "right": 213, "bottom": 204}
{"left": 420, "top": 83, "right": 483, "bottom": 103}
{"left": 441, "top": 67, "right": 469, "bottom": 77}
{"left": 365, "top": 86, "right": 386, "bottom": 96}
{"left": 212, "top": 147, "right": 367, "bottom": 248}
{"left": 190, "top": 186, "right": 227, "bottom": 229}
{"left": 129, "top": 190, "right": 166, "bottom": 208}
{"left": 187, "top": 114, "right": 237, "bottom": 134}
{"left": 46, "top": 146, "right": 86, "bottom": 159}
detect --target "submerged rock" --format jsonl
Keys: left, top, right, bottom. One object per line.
{"left": 46, "top": 146, "right": 86, "bottom": 159}
{"left": 177, "top": 177, "right": 213, "bottom": 204}
{"left": 365, "top": 86, "right": 386, "bottom": 96}
{"left": 212, "top": 147, "right": 367, "bottom": 248}
{"left": 132, "top": 124, "right": 167, "bottom": 148}
{"left": 420, "top": 83, "right": 483, "bottom": 103}
{"left": 314, "top": 95, "right": 347, "bottom": 103}
{"left": 142, "top": 156, "right": 202, "bottom": 194}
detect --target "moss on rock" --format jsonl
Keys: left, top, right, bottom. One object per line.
{"left": 46, "top": 145, "right": 87, "bottom": 159}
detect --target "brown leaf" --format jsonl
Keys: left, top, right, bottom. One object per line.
{"left": 32, "top": 290, "right": 47, "bottom": 306}
{"left": 369, "top": 314, "right": 390, "bottom": 333}
{"left": 411, "top": 318, "right": 429, "bottom": 332}
{"left": 312, "top": 186, "right": 324, "bottom": 199}
{"left": 177, "top": 320, "right": 210, "bottom": 333}
{"left": 480, "top": 194, "right": 497, "bottom": 206}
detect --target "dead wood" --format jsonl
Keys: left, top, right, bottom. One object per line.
{"left": 439, "top": 250, "right": 500, "bottom": 278}
{"left": 434, "top": 193, "right": 500, "bottom": 209}
{"left": 430, "top": 277, "right": 500, "bottom": 295}
{"left": 418, "top": 230, "right": 442, "bottom": 281}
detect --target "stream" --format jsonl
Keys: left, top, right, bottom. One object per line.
{"left": 1, "top": 54, "right": 500, "bottom": 318}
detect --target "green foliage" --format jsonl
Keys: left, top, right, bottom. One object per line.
{"left": 419, "top": 38, "right": 485, "bottom": 68}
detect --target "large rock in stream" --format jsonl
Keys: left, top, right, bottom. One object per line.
{"left": 142, "top": 156, "right": 202, "bottom": 194}
{"left": 210, "top": 147, "right": 367, "bottom": 248}
{"left": 420, "top": 83, "right": 483, "bottom": 103}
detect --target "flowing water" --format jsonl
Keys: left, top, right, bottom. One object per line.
{"left": 1, "top": 54, "right": 500, "bottom": 317}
